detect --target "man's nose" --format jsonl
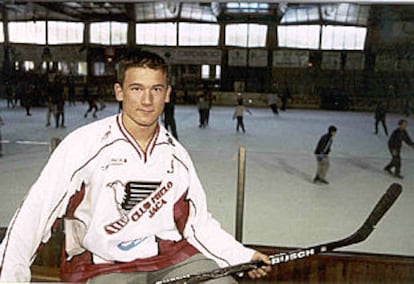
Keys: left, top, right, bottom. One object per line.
{"left": 141, "top": 89, "right": 153, "bottom": 105}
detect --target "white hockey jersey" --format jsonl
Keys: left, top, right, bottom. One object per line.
{"left": 0, "top": 114, "right": 254, "bottom": 282}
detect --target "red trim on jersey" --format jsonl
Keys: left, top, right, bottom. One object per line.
{"left": 117, "top": 114, "right": 161, "bottom": 163}
{"left": 66, "top": 183, "right": 86, "bottom": 218}
{"left": 60, "top": 240, "right": 198, "bottom": 282}
{"left": 174, "top": 191, "right": 190, "bottom": 236}
{"left": 116, "top": 115, "right": 143, "bottom": 160}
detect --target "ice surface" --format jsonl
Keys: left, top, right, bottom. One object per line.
{"left": 0, "top": 100, "right": 412, "bottom": 256}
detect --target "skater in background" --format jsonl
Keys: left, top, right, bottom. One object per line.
{"left": 280, "top": 86, "right": 291, "bottom": 111}
{"left": 21, "top": 80, "right": 34, "bottom": 116}
{"left": 53, "top": 76, "right": 66, "bottom": 128}
{"left": 197, "top": 94, "right": 210, "bottom": 128}
{"left": 163, "top": 85, "right": 178, "bottom": 139}
{"left": 233, "top": 98, "right": 252, "bottom": 133}
{"left": 84, "top": 83, "right": 98, "bottom": 118}
{"left": 384, "top": 119, "right": 414, "bottom": 179}
{"left": 5, "top": 82, "right": 14, "bottom": 108}
{"left": 374, "top": 101, "right": 388, "bottom": 136}
{"left": 67, "top": 72, "right": 76, "bottom": 106}
{"left": 96, "top": 84, "right": 107, "bottom": 111}
{"left": 313, "top": 125, "right": 337, "bottom": 184}
{"left": 203, "top": 87, "right": 214, "bottom": 125}
{"left": 267, "top": 93, "right": 279, "bottom": 115}
{"left": 45, "top": 81, "right": 55, "bottom": 127}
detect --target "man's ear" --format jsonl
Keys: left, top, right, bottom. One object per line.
{"left": 165, "top": 85, "right": 172, "bottom": 103}
{"left": 114, "top": 83, "right": 123, "bottom": 102}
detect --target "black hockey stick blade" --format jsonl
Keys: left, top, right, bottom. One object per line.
{"left": 156, "top": 183, "right": 402, "bottom": 284}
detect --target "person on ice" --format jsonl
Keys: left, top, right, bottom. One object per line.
{"left": 313, "top": 125, "right": 337, "bottom": 184}
{"left": 384, "top": 119, "right": 414, "bottom": 179}
{"left": 233, "top": 98, "right": 252, "bottom": 133}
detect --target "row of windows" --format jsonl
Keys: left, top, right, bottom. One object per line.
{"left": 0, "top": 21, "right": 367, "bottom": 50}
{"left": 17, "top": 60, "right": 221, "bottom": 81}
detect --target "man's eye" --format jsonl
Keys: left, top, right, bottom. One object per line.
{"left": 153, "top": 87, "right": 164, "bottom": 93}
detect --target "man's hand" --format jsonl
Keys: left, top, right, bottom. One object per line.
{"left": 247, "top": 251, "right": 272, "bottom": 279}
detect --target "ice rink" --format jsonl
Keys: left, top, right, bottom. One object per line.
{"left": 0, "top": 99, "right": 413, "bottom": 257}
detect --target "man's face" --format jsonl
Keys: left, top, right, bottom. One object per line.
{"left": 114, "top": 66, "right": 170, "bottom": 130}
{"left": 400, "top": 121, "right": 407, "bottom": 130}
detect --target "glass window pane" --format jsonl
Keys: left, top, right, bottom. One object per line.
{"left": 321, "top": 3, "right": 369, "bottom": 26}
{"left": 321, "top": 25, "right": 367, "bottom": 50}
{"left": 278, "top": 25, "right": 320, "bottom": 49}
{"left": 179, "top": 23, "right": 219, "bottom": 46}
{"left": 90, "top": 22, "right": 110, "bottom": 44}
{"left": 110, "top": 22, "right": 128, "bottom": 45}
{"left": 9, "top": 21, "right": 46, "bottom": 44}
{"left": 281, "top": 6, "right": 319, "bottom": 24}
{"left": 90, "top": 22, "right": 127, "bottom": 45}
{"left": 215, "top": 65, "right": 221, "bottom": 79}
{"left": 226, "top": 23, "right": 266, "bottom": 47}
{"left": 201, "top": 65, "right": 210, "bottom": 79}
{"left": 0, "top": 24, "right": 4, "bottom": 42}
{"left": 48, "top": 21, "right": 84, "bottom": 44}
{"left": 248, "top": 24, "right": 267, "bottom": 47}
{"left": 78, "top": 62, "right": 88, "bottom": 76}
{"left": 136, "top": 23, "right": 177, "bottom": 46}
{"left": 226, "top": 24, "right": 248, "bottom": 46}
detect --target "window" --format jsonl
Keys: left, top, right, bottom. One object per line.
{"left": 226, "top": 24, "right": 267, "bottom": 47}
{"left": 321, "top": 4, "right": 370, "bottom": 26}
{"left": 179, "top": 23, "right": 219, "bottom": 46}
{"left": 201, "top": 65, "right": 210, "bottom": 79}
{"left": 9, "top": 21, "right": 46, "bottom": 44}
{"left": 278, "top": 25, "right": 320, "bottom": 49}
{"left": 0, "top": 24, "right": 4, "bottom": 42}
{"left": 90, "top": 22, "right": 127, "bottom": 45}
{"left": 78, "top": 62, "right": 88, "bottom": 76}
{"left": 180, "top": 3, "right": 217, "bottom": 22}
{"left": 215, "top": 65, "right": 221, "bottom": 80}
{"left": 135, "top": 2, "right": 178, "bottom": 21}
{"left": 93, "top": 62, "right": 106, "bottom": 76}
{"left": 321, "top": 25, "right": 367, "bottom": 50}
{"left": 226, "top": 2, "right": 269, "bottom": 13}
{"left": 23, "top": 61, "right": 35, "bottom": 71}
{"left": 136, "top": 23, "right": 177, "bottom": 46}
{"left": 48, "top": 21, "right": 84, "bottom": 44}
{"left": 280, "top": 3, "right": 369, "bottom": 26}
{"left": 281, "top": 5, "right": 319, "bottom": 24}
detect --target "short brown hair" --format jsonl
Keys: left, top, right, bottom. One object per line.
{"left": 117, "top": 50, "right": 168, "bottom": 85}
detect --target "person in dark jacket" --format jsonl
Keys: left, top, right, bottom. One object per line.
{"left": 374, "top": 101, "right": 388, "bottom": 136}
{"left": 163, "top": 85, "right": 178, "bottom": 140}
{"left": 384, "top": 119, "right": 414, "bottom": 179}
{"left": 313, "top": 125, "right": 337, "bottom": 184}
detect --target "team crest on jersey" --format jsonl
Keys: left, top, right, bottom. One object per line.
{"left": 105, "top": 180, "right": 173, "bottom": 234}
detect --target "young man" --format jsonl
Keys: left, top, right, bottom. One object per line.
{"left": 384, "top": 119, "right": 414, "bottom": 179}
{"left": 313, "top": 125, "right": 337, "bottom": 184}
{"left": 0, "top": 51, "right": 270, "bottom": 283}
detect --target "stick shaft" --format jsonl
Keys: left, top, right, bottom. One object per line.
{"left": 157, "top": 183, "right": 402, "bottom": 284}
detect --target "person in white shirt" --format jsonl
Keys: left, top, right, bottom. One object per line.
{"left": 0, "top": 50, "right": 270, "bottom": 283}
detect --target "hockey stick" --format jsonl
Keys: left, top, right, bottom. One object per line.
{"left": 156, "top": 183, "right": 402, "bottom": 284}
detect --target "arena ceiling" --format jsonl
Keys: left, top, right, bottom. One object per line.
{"left": 0, "top": 1, "right": 414, "bottom": 23}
